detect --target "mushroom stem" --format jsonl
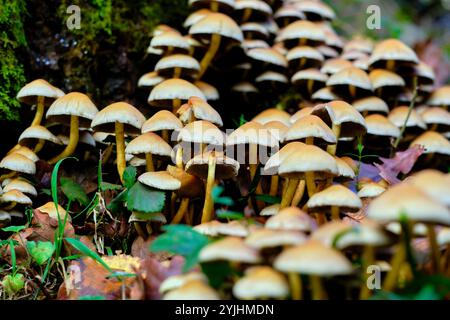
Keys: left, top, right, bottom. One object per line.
{"left": 49, "top": 115, "right": 79, "bottom": 164}
{"left": 280, "top": 178, "right": 299, "bottom": 209}
{"left": 31, "top": 96, "right": 45, "bottom": 126}
{"left": 2, "top": 202, "right": 17, "bottom": 211}
{"left": 173, "top": 67, "right": 182, "bottom": 79}
{"left": 349, "top": 85, "right": 356, "bottom": 99}
{"left": 331, "top": 206, "right": 340, "bottom": 220}
{"left": 172, "top": 99, "right": 182, "bottom": 113}
{"left": 310, "top": 275, "right": 327, "bottom": 300}
{"left": 162, "top": 129, "right": 169, "bottom": 143}
{"left": 146, "top": 223, "right": 153, "bottom": 235}
{"left": 327, "top": 123, "right": 341, "bottom": 156}
{"left": 176, "top": 145, "right": 184, "bottom": 169}
{"left": 427, "top": 224, "right": 440, "bottom": 273}
{"left": 198, "top": 33, "right": 222, "bottom": 79}
{"left": 383, "top": 243, "right": 406, "bottom": 291}
{"left": 359, "top": 245, "right": 375, "bottom": 300}
{"left": 386, "top": 59, "right": 395, "bottom": 71}
{"left": 115, "top": 121, "right": 126, "bottom": 184}
{"left": 305, "top": 172, "right": 316, "bottom": 198}
{"left": 34, "top": 139, "right": 45, "bottom": 153}
{"left": 171, "top": 198, "right": 190, "bottom": 224}
{"left": 269, "top": 175, "right": 279, "bottom": 196}
{"left": 0, "top": 172, "right": 17, "bottom": 182}
{"left": 288, "top": 272, "right": 302, "bottom": 300}
{"left": 102, "top": 144, "right": 113, "bottom": 165}
{"left": 210, "top": 1, "right": 219, "bottom": 11}
{"left": 241, "top": 8, "right": 252, "bottom": 22}
{"left": 145, "top": 153, "right": 155, "bottom": 172}
{"left": 201, "top": 152, "right": 217, "bottom": 223}
{"left": 291, "top": 179, "right": 305, "bottom": 207}
{"left": 134, "top": 222, "right": 147, "bottom": 239}
{"left": 307, "top": 79, "right": 314, "bottom": 96}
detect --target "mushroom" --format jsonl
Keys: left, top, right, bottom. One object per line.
{"left": 18, "top": 125, "right": 61, "bottom": 153}
{"left": 155, "top": 54, "right": 200, "bottom": 79}
{"left": 177, "top": 97, "right": 223, "bottom": 127}
{"left": 326, "top": 66, "right": 372, "bottom": 100}
{"left": 141, "top": 110, "right": 183, "bottom": 143}
{"left": 0, "top": 153, "right": 36, "bottom": 182}
{"left": 186, "top": 151, "right": 239, "bottom": 223}
{"left": 199, "top": 236, "right": 261, "bottom": 264}
{"left": 0, "top": 189, "right": 32, "bottom": 210}
{"left": 3, "top": 179, "right": 37, "bottom": 197}
{"left": 125, "top": 133, "right": 172, "bottom": 172}
{"left": 160, "top": 272, "right": 208, "bottom": 295}
{"left": 16, "top": 79, "right": 65, "bottom": 126}
{"left": 91, "top": 102, "right": 145, "bottom": 183}
{"left": 265, "top": 206, "right": 314, "bottom": 233}
{"left": 45, "top": 92, "right": 99, "bottom": 164}
{"left": 368, "top": 38, "right": 419, "bottom": 71}
{"left": 163, "top": 280, "right": 220, "bottom": 300}
{"left": 291, "top": 69, "right": 328, "bottom": 98}
{"left": 353, "top": 96, "right": 389, "bottom": 117}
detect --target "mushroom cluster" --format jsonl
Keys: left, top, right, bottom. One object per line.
{"left": 1, "top": 0, "right": 450, "bottom": 300}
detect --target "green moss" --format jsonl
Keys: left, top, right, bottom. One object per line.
{"left": 0, "top": 0, "right": 27, "bottom": 121}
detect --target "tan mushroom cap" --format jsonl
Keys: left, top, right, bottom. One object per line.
{"left": 125, "top": 132, "right": 172, "bottom": 158}
{"left": 367, "top": 183, "right": 450, "bottom": 225}
{"left": 414, "top": 62, "right": 435, "bottom": 83}
{"left": 18, "top": 125, "right": 61, "bottom": 146}
{"left": 278, "top": 144, "right": 339, "bottom": 179}
{"left": 263, "top": 141, "right": 306, "bottom": 174}
{"left": 160, "top": 272, "right": 208, "bottom": 294}
{"left": 194, "top": 81, "right": 220, "bottom": 101}
{"left": 291, "top": 68, "right": 328, "bottom": 84}
{"left": 166, "top": 165, "right": 203, "bottom": 198}
{"left": 155, "top": 54, "right": 200, "bottom": 75}
{"left": 344, "top": 37, "right": 374, "bottom": 54}
{"left": 265, "top": 206, "right": 313, "bottom": 232}
{"left": 91, "top": 102, "right": 146, "bottom": 135}
{"left": 284, "top": 114, "right": 336, "bottom": 145}
{"left": 365, "top": 114, "right": 400, "bottom": 138}
{"left": 227, "top": 121, "right": 278, "bottom": 147}
{"left": 185, "top": 151, "right": 239, "bottom": 180}
{"left": 274, "top": 240, "right": 353, "bottom": 276}
{"left": 3, "top": 179, "right": 37, "bottom": 197}
{"left": 193, "top": 220, "right": 225, "bottom": 237}
{"left": 290, "top": 107, "right": 313, "bottom": 123}
{"left": 189, "top": 12, "right": 243, "bottom": 42}
{"left": 177, "top": 120, "right": 225, "bottom": 145}
{"left": 198, "top": 236, "right": 262, "bottom": 263}
{"left": 138, "top": 171, "right": 181, "bottom": 191}
{"left": 142, "top": 110, "right": 183, "bottom": 133}
{"left": 312, "top": 86, "right": 339, "bottom": 102}
{"left": 0, "top": 153, "right": 36, "bottom": 175}
{"left": 7, "top": 146, "right": 39, "bottom": 162}
{"left": 178, "top": 97, "right": 223, "bottom": 127}
{"left": 129, "top": 157, "right": 146, "bottom": 167}
{"left": 37, "top": 201, "right": 70, "bottom": 221}
{"left": 217, "top": 220, "right": 251, "bottom": 237}
{"left": 385, "top": 221, "right": 428, "bottom": 237}
{"left": 326, "top": 66, "right": 372, "bottom": 91}
{"left": 148, "top": 78, "right": 206, "bottom": 107}
{"left": 307, "top": 184, "right": 362, "bottom": 213}
{"left": 264, "top": 121, "right": 289, "bottom": 142}
{"left": 235, "top": 0, "right": 272, "bottom": 14}
{"left": 276, "top": 20, "right": 325, "bottom": 46}
{"left": 246, "top": 228, "right": 306, "bottom": 249}
{"left": 335, "top": 219, "right": 391, "bottom": 248}
{"left": 46, "top": 92, "right": 98, "bottom": 127}
{"left": 233, "top": 266, "right": 289, "bottom": 299}
{"left": 341, "top": 50, "right": 369, "bottom": 61}
{"left": 421, "top": 107, "right": 450, "bottom": 128}
{"left": 388, "top": 106, "right": 427, "bottom": 130}
{"left": 150, "top": 30, "right": 190, "bottom": 51}
{"left": 163, "top": 280, "right": 220, "bottom": 300}
{"left": 353, "top": 96, "right": 389, "bottom": 114}
{"left": 357, "top": 182, "right": 386, "bottom": 198}
{"left": 260, "top": 203, "right": 280, "bottom": 216}
{"left": 242, "top": 39, "right": 270, "bottom": 51}
{"left": 369, "top": 69, "right": 405, "bottom": 90}
{"left": 184, "top": 9, "right": 211, "bottom": 29}
{"left": 311, "top": 220, "right": 353, "bottom": 247}
{"left": 0, "top": 210, "right": 11, "bottom": 226}
{"left": 274, "top": 5, "right": 306, "bottom": 21}
{"left": 427, "top": 85, "right": 450, "bottom": 106}
{"left": 247, "top": 48, "right": 288, "bottom": 68}
{"left": 318, "top": 45, "right": 339, "bottom": 58}
{"left": 437, "top": 228, "right": 450, "bottom": 246}
{"left": 410, "top": 131, "right": 450, "bottom": 155}
{"left": 137, "top": 71, "right": 164, "bottom": 88}
{"left": 368, "top": 39, "right": 419, "bottom": 66}
{"left": 320, "top": 58, "right": 353, "bottom": 75}
{"left": 231, "top": 81, "right": 258, "bottom": 93}
{"left": 286, "top": 46, "right": 324, "bottom": 63}
{"left": 16, "top": 79, "right": 65, "bottom": 106}
{"left": 252, "top": 108, "right": 291, "bottom": 126}
{"left": 334, "top": 157, "right": 356, "bottom": 181}
{"left": 406, "top": 169, "right": 450, "bottom": 206}
{"left": 0, "top": 189, "right": 32, "bottom": 205}
{"left": 295, "top": 0, "right": 335, "bottom": 20}
{"left": 255, "top": 71, "right": 288, "bottom": 84}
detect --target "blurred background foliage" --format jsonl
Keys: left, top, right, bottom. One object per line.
{"left": 0, "top": 0, "right": 449, "bottom": 147}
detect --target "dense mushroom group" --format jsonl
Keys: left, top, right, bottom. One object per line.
{"left": 1, "top": 0, "right": 450, "bottom": 300}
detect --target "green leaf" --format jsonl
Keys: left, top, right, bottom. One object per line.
{"left": 212, "top": 185, "right": 234, "bottom": 206}
{"left": 413, "top": 285, "right": 441, "bottom": 300}
{"left": 60, "top": 177, "right": 89, "bottom": 206}
{"left": 40, "top": 188, "right": 51, "bottom": 196}
{"left": 216, "top": 209, "right": 244, "bottom": 220}
{"left": 201, "top": 261, "right": 238, "bottom": 289}
{"left": 0, "top": 239, "right": 18, "bottom": 247}
{"left": 100, "top": 182, "right": 123, "bottom": 192}
{"left": 65, "top": 238, "right": 112, "bottom": 273}
{"left": 27, "top": 241, "right": 55, "bottom": 265}
{"left": 78, "top": 295, "right": 105, "bottom": 300}
{"left": 126, "top": 182, "right": 165, "bottom": 214}
{"left": 150, "top": 224, "right": 209, "bottom": 272}
{"left": 122, "top": 166, "right": 137, "bottom": 189}
{"left": 107, "top": 189, "right": 128, "bottom": 214}
{"left": 1, "top": 225, "right": 26, "bottom": 233}
{"left": 2, "top": 273, "right": 25, "bottom": 295}
{"left": 255, "top": 194, "right": 280, "bottom": 204}
{"left": 129, "top": 211, "right": 167, "bottom": 223}
{"left": 9, "top": 239, "right": 16, "bottom": 275}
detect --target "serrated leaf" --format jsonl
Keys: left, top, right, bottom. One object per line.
{"left": 1, "top": 225, "right": 26, "bottom": 233}
{"left": 122, "top": 166, "right": 137, "bottom": 189}
{"left": 150, "top": 224, "right": 209, "bottom": 272}
{"left": 27, "top": 241, "right": 54, "bottom": 265}
{"left": 126, "top": 182, "right": 165, "bottom": 214}
{"left": 60, "top": 177, "right": 89, "bottom": 206}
